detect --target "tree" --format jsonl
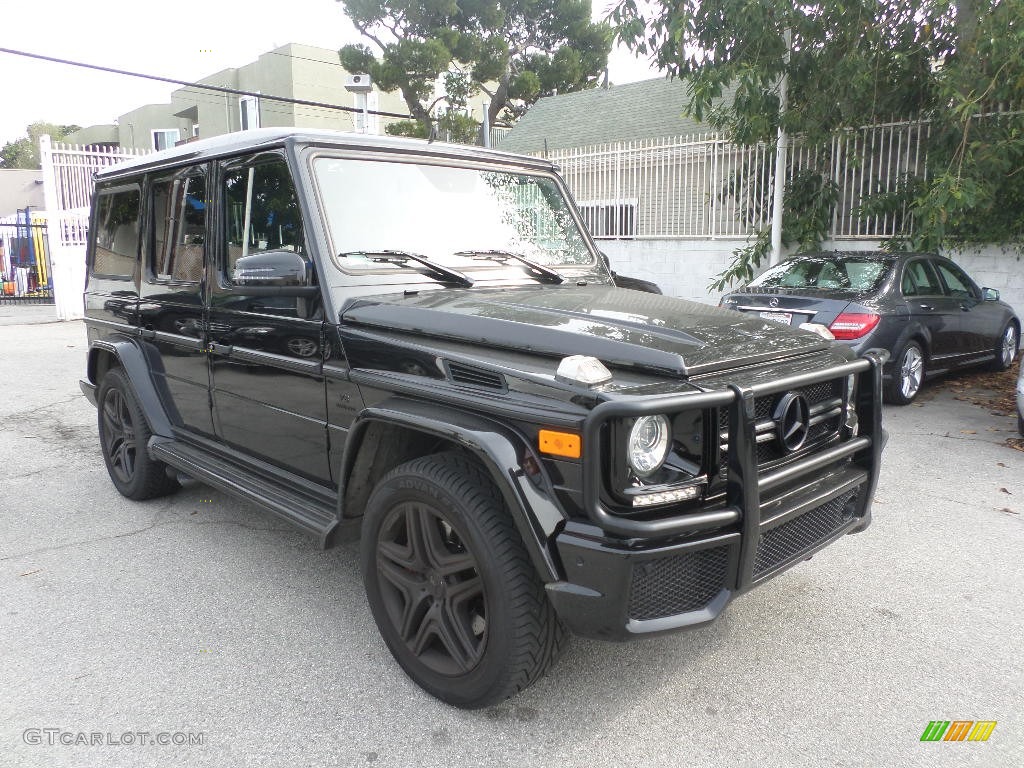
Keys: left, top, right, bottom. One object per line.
{"left": 611, "top": 0, "right": 1024, "bottom": 288}
{"left": 337, "top": 0, "right": 611, "bottom": 138}
{"left": 0, "top": 122, "right": 81, "bottom": 170}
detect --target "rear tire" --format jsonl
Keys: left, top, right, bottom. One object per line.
{"left": 990, "top": 322, "right": 1018, "bottom": 372}
{"left": 360, "top": 452, "right": 566, "bottom": 708}
{"left": 97, "top": 368, "right": 180, "bottom": 500}
{"left": 885, "top": 340, "right": 925, "bottom": 405}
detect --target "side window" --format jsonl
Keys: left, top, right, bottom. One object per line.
{"left": 901, "top": 260, "right": 941, "bottom": 297}
{"left": 151, "top": 173, "right": 206, "bottom": 283}
{"left": 92, "top": 187, "right": 141, "bottom": 278}
{"left": 222, "top": 157, "right": 306, "bottom": 286}
{"left": 934, "top": 261, "right": 976, "bottom": 300}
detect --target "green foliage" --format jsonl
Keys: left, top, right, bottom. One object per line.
{"left": 0, "top": 122, "right": 81, "bottom": 169}
{"left": 338, "top": 0, "right": 611, "bottom": 138}
{"left": 611, "top": 0, "right": 1024, "bottom": 287}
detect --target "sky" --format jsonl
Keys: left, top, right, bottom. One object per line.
{"left": 0, "top": 0, "right": 660, "bottom": 148}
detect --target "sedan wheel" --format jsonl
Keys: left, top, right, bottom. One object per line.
{"left": 992, "top": 323, "right": 1019, "bottom": 372}
{"left": 885, "top": 341, "right": 925, "bottom": 405}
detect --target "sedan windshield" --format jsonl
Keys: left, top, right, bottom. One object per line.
{"left": 749, "top": 256, "right": 892, "bottom": 292}
{"left": 313, "top": 157, "right": 595, "bottom": 273}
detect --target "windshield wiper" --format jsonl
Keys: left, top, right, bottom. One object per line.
{"left": 337, "top": 250, "right": 474, "bottom": 288}
{"left": 453, "top": 249, "right": 564, "bottom": 284}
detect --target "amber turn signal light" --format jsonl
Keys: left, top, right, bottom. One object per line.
{"left": 538, "top": 429, "right": 581, "bottom": 459}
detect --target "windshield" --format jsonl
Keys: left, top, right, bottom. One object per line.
{"left": 749, "top": 256, "right": 892, "bottom": 292}
{"left": 313, "top": 157, "right": 595, "bottom": 273}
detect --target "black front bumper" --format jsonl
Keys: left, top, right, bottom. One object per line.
{"left": 544, "top": 353, "right": 884, "bottom": 641}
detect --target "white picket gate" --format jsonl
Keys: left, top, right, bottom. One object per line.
{"left": 38, "top": 135, "right": 151, "bottom": 320}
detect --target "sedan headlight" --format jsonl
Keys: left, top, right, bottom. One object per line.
{"left": 627, "top": 415, "right": 672, "bottom": 476}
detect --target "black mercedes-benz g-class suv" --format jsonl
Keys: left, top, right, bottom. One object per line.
{"left": 81, "top": 128, "right": 884, "bottom": 708}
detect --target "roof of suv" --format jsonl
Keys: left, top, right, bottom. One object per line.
{"left": 96, "top": 127, "right": 556, "bottom": 180}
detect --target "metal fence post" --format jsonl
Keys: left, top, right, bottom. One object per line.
{"left": 38, "top": 134, "right": 69, "bottom": 320}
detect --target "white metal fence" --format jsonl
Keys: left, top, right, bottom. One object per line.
{"left": 541, "top": 121, "right": 929, "bottom": 241}
{"left": 39, "top": 136, "right": 151, "bottom": 319}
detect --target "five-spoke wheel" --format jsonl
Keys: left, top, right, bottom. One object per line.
{"left": 361, "top": 452, "right": 565, "bottom": 708}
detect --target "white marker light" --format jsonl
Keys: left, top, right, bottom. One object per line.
{"left": 555, "top": 355, "right": 613, "bottom": 387}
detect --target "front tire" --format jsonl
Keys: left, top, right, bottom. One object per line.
{"left": 360, "top": 452, "right": 565, "bottom": 708}
{"left": 97, "top": 368, "right": 180, "bottom": 500}
{"left": 991, "top": 322, "right": 1018, "bottom": 372}
{"left": 886, "top": 340, "right": 925, "bottom": 405}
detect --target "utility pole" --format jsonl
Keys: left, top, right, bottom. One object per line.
{"left": 769, "top": 28, "right": 792, "bottom": 267}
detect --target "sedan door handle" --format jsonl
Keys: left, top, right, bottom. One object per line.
{"left": 918, "top": 303, "right": 934, "bottom": 311}
{"left": 207, "top": 342, "right": 232, "bottom": 356}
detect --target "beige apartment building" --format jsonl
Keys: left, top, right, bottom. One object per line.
{"left": 67, "top": 44, "right": 409, "bottom": 151}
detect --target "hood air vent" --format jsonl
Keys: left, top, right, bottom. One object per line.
{"left": 446, "top": 361, "right": 506, "bottom": 391}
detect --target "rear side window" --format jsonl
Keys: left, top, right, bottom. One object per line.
{"left": 151, "top": 173, "right": 206, "bottom": 283}
{"left": 92, "top": 187, "right": 141, "bottom": 278}
{"left": 901, "top": 260, "right": 942, "bottom": 296}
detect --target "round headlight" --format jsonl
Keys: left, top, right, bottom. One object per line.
{"left": 627, "top": 415, "right": 672, "bottom": 476}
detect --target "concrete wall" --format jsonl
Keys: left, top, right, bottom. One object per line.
{"left": 600, "top": 237, "right": 1024, "bottom": 314}
{"left": 0, "top": 169, "right": 45, "bottom": 217}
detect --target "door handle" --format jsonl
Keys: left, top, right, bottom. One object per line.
{"left": 207, "top": 342, "right": 232, "bottom": 356}
{"left": 959, "top": 304, "right": 971, "bottom": 312}
{"left": 140, "top": 326, "right": 156, "bottom": 340}
{"left": 918, "top": 303, "right": 933, "bottom": 311}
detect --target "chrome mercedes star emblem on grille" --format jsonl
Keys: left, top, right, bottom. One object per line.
{"left": 774, "top": 392, "right": 810, "bottom": 453}
{"left": 769, "top": 297, "right": 779, "bottom": 308}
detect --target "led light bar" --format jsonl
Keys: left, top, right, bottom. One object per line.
{"left": 631, "top": 484, "right": 702, "bottom": 507}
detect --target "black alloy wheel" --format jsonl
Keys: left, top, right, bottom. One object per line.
{"left": 375, "top": 501, "right": 487, "bottom": 676}
{"left": 97, "top": 368, "right": 180, "bottom": 500}
{"left": 361, "top": 452, "right": 565, "bottom": 708}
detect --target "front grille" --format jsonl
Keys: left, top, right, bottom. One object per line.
{"left": 628, "top": 546, "right": 730, "bottom": 621}
{"left": 753, "top": 491, "right": 858, "bottom": 577}
{"left": 719, "top": 378, "right": 845, "bottom": 470}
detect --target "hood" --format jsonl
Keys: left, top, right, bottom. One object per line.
{"left": 340, "top": 285, "right": 832, "bottom": 377}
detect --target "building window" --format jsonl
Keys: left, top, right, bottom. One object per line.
{"left": 152, "top": 129, "right": 180, "bottom": 151}
{"left": 240, "top": 96, "right": 261, "bottom": 130}
{"left": 577, "top": 200, "right": 638, "bottom": 239}
{"left": 352, "top": 92, "right": 379, "bottom": 134}
{"left": 192, "top": 124, "right": 200, "bottom": 138}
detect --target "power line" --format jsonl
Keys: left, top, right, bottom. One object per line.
{"left": 0, "top": 46, "right": 413, "bottom": 120}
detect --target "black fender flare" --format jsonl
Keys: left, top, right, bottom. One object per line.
{"left": 342, "top": 397, "right": 567, "bottom": 583}
{"left": 87, "top": 337, "right": 176, "bottom": 438}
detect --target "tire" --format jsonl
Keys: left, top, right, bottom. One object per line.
{"left": 886, "top": 340, "right": 925, "bottom": 405}
{"left": 360, "top": 452, "right": 566, "bottom": 708}
{"left": 97, "top": 368, "right": 180, "bottom": 500}
{"left": 990, "top": 322, "right": 1018, "bottom": 372}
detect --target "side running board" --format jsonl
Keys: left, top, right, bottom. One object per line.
{"left": 149, "top": 438, "right": 358, "bottom": 548}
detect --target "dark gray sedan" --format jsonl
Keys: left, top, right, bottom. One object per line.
{"left": 720, "top": 252, "right": 1020, "bottom": 403}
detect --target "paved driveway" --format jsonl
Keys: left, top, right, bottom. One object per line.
{"left": 1, "top": 318, "right": 1021, "bottom": 768}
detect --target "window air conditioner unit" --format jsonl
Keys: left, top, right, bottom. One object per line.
{"left": 344, "top": 74, "right": 373, "bottom": 93}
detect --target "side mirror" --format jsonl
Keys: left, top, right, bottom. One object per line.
{"left": 982, "top": 287, "right": 1000, "bottom": 301}
{"left": 233, "top": 250, "right": 311, "bottom": 287}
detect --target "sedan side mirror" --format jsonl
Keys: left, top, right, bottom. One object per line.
{"left": 982, "top": 287, "right": 1000, "bottom": 301}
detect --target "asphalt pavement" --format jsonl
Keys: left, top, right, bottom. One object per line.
{"left": 1, "top": 316, "right": 1021, "bottom": 768}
